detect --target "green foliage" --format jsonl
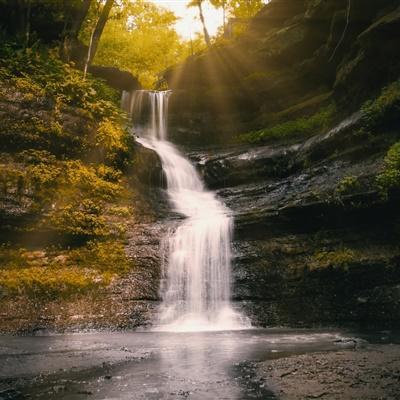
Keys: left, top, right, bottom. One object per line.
{"left": 96, "top": 118, "right": 128, "bottom": 153}
{"left": 211, "top": 0, "right": 266, "bottom": 39}
{"left": 41, "top": 160, "right": 128, "bottom": 237}
{"left": 361, "top": 79, "right": 400, "bottom": 130}
{"left": 0, "top": 36, "right": 139, "bottom": 303}
{"left": 50, "top": 200, "right": 109, "bottom": 237}
{"left": 239, "top": 105, "right": 336, "bottom": 144}
{"left": 335, "top": 176, "right": 360, "bottom": 196}
{"left": 377, "top": 142, "right": 400, "bottom": 197}
{"left": 0, "top": 240, "right": 132, "bottom": 298}
{"left": 89, "top": 0, "right": 205, "bottom": 88}
{"left": 0, "top": 43, "right": 121, "bottom": 119}
{"left": 0, "top": 266, "right": 101, "bottom": 297}
{"left": 11, "top": 76, "right": 46, "bottom": 102}
{"left": 68, "top": 240, "right": 132, "bottom": 274}
{"left": 224, "top": 0, "right": 265, "bottom": 19}
{"left": 61, "top": 161, "right": 123, "bottom": 202}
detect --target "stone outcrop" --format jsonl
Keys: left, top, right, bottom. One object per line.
{"left": 190, "top": 111, "right": 400, "bottom": 328}
{"left": 148, "top": 0, "right": 400, "bottom": 328}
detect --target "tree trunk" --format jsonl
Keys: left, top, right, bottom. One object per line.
{"left": 198, "top": 1, "right": 211, "bottom": 47}
{"left": 25, "top": 0, "right": 31, "bottom": 47}
{"left": 87, "top": 0, "right": 114, "bottom": 66}
{"left": 14, "top": 0, "right": 27, "bottom": 40}
{"left": 71, "top": 0, "right": 92, "bottom": 40}
{"left": 61, "top": 0, "right": 93, "bottom": 63}
{"left": 222, "top": 3, "right": 226, "bottom": 32}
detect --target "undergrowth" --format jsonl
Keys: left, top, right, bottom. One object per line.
{"left": 0, "top": 42, "right": 137, "bottom": 299}
{"left": 0, "top": 241, "right": 132, "bottom": 298}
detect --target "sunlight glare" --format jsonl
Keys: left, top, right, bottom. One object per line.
{"left": 150, "top": 0, "right": 224, "bottom": 39}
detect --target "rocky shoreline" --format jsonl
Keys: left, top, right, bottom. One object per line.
{"left": 255, "top": 343, "right": 400, "bottom": 399}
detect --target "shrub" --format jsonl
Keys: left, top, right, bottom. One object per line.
{"left": 0, "top": 42, "right": 122, "bottom": 120}
{"left": 96, "top": 119, "right": 128, "bottom": 153}
{"left": 68, "top": 240, "right": 132, "bottom": 274}
{"left": 61, "top": 160, "right": 123, "bottom": 202}
{"left": 377, "top": 142, "right": 400, "bottom": 197}
{"left": 50, "top": 199, "right": 109, "bottom": 237}
{"left": 0, "top": 266, "right": 102, "bottom": 297}
{"left": 335, "top": 176, "right": 360, "bottom": 196}
{"left": 361, "top": 79, "right": 400, "bottom": 130}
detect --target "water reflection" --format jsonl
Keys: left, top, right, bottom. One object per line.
{"left": 1, "top": 329, "right": 348, "bottom": 400}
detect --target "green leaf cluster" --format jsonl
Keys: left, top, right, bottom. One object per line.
{"left": 0, "top": 43, "right": 121, "bottom": 120}
{"left": 377, "top": 142, "right": 400, "bottom": 197}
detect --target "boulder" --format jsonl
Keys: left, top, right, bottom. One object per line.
{"left": 88, "top": 66, "right": 141, "bottom": 92}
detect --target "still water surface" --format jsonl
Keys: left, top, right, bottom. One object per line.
{"left": 0, "top": 329, "right": 353, "bottom": 399}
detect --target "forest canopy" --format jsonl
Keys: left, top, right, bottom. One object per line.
{"left": 0, "top": 0, "right": 266, "bottom": 88}
{"left": 86, "top": 0, "right": 204, "bottom": 88}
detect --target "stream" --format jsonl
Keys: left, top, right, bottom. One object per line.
{"left": 0, "top": 329, "right": 354, "bottom": 399}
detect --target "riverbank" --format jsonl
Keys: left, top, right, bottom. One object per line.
{"left": 255, "top": 343, "right": 400, "bottom": 399}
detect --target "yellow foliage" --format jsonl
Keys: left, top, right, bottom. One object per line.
{"left": 309, "top": 248, "right": 357, "bottom": 270}
{"left": 96, "top": 119, "right": 128, "bottom": 152}
{"left": 0, "top": 266, "right": 106, "bottom": 296}
{"left": 0, "top": 240, "right": 132, "bottom": 297}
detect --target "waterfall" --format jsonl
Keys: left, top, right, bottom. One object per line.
{"left": 122, "top": 90, "right": 249, "bottom": 332}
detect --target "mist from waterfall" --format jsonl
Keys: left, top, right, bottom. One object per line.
{"left": 122, "top": 90, "right": 249, "bottom": 332}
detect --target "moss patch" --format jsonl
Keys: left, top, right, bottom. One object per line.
{"left": 377, "top": 142, "right": 400, "bottom": 198}
{"left": 309, "top": 248, "right": 358, "bottom": 271}
{"left": 0, "top": 240, "right": 132, "bottom": 299}
{"left": 361, "top": 79, "right": 400, "bottom": 131}
{"left": 239, "top": 104, "right": 336, "bottom": 144}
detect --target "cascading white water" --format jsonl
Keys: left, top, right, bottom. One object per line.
{"left": 122, "top": 90, "right": 249, "bottom": 332}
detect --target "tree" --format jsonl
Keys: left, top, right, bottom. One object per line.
{"left": 212, "top": 0, "right": 265, "bottom": 37}
{"left": 188, "top": 0, "right": 211, "bottom": 47}
{"left": 93, "top": 0, "right": 205, "bottom": 88}
{"left": 226, "top": 0, "right": 265, "bottom": 19}
{"left": 86, "top": 0, "right": 114, "bottom": 66}
{"left": 61, "top": 0, "right": 93, "bottom": 62}
{"left": 210, "top": 0, "right": 227, "bottom": 30}
{"left": 69, "top": 0, "right": 93, "bottom": 42}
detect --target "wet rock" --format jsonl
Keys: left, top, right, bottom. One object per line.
{"left": 187, "top": 106, "right": 400, "bottom": 328}
{"left": 131, "top": 141, "right": 164, "bottom": 189}
{"left": 88, "top": 66, "right": 141, "bottom": 92}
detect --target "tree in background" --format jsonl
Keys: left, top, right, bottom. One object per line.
{"left": 85, "top": 0, "right": 115, "bottom": 69}
{"left": 91, "top": 0, "right": 205, "bottom": 88}
{"left": 227, "top": 0, "right": 265, "bottom": 19}
{"left": 211, "top": 0, "right": 266, "bottom": 37}
{"left": 209, "top": 0, "right": 227, "bottom": 30}
{"left": 188, "top": 0, "right": 211, "bottom": 47}
{"left": 0, "top": 0, "right": 78, "bottom": 44}
{"left": 61, "top": 0, "right": 93, "bottom": 62}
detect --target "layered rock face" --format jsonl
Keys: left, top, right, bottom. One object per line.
{"left": 159, "top": 0, "right": 400, "bottom": 328}
{"left": 165, "top": 0, "right": 400, "bottom": 144}
{"left": 189, "top": 111, "right": 400, "bottom": 328}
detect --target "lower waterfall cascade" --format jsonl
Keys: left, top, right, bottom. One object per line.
{"left": 122, "top": 90, "right": 250, "bottom": 332}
